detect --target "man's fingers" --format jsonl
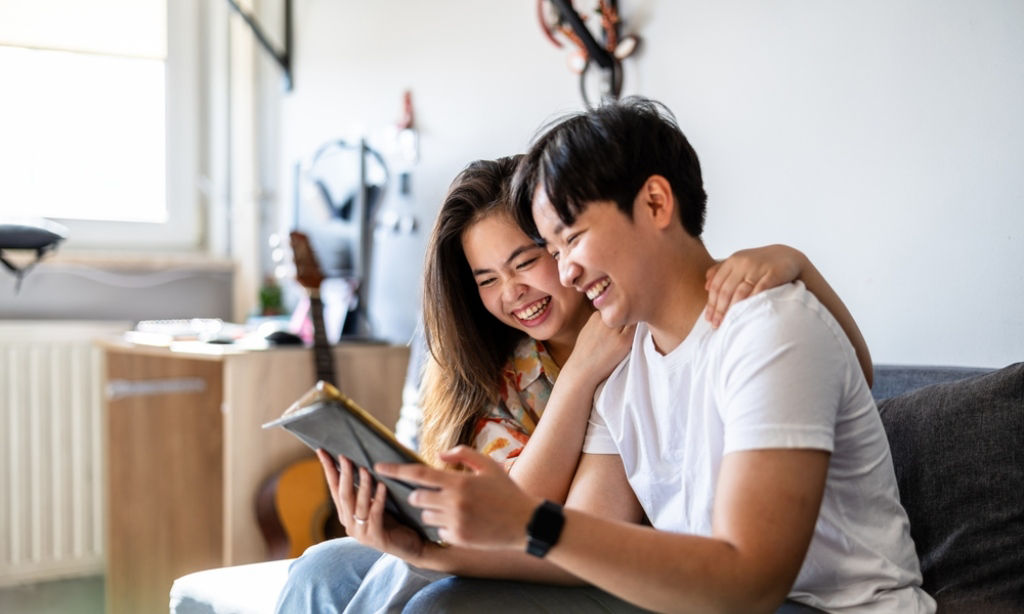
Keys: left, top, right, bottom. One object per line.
{"left": 420, "top": 509, "right": 447, "bottom": 531}
{"left": 407, "top": 485, "right": 451, "bottom": 511}
{"left": 438, "top": 445, "right": 498, "bottom": 474}
{"left": 377, "top": 446, "right": 497, "bottom": 486}
{"left": 376, "top": 461, "right": 450, "bottom": 488}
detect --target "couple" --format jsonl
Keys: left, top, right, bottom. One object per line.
{"left": 277, "top": 98, "right": 935, "bottom": 613}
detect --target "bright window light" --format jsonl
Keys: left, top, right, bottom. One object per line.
{"left": 0, "top": 0, "right": 200, "bottom": 250}
{"left": 0, "top": 45, "right": 166, "bottom": 223}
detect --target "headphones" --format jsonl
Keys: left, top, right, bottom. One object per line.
{"left": 307, "top": 139, "right": 389, "bottom": 222}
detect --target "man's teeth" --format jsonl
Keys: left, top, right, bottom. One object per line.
{"left": 586, "top": 278, "right": 610, "bottom": 300}
{"left": 515, "top": 297, "right": 550, "bottom": 320}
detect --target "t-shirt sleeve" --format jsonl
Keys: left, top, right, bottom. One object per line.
{"left": 582, "top": 382, "right": 619, "bottom": 454}
{"left": 717, "top": 291, "right": 852, "bottom": 455}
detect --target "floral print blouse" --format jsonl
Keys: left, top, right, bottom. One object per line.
{"left": 471, "top": 337, "right": 561, "bottom": 470}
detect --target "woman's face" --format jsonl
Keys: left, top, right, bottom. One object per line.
{"left": 461, "top": 212, "right": 589, "bottom": 345}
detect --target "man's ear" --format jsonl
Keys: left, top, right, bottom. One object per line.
{"left": 637, "top": 175, "right": 676, "bottom": 230}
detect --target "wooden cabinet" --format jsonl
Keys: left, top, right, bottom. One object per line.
{"left": 101, "top": 341, "right": 409, "bottom": 614}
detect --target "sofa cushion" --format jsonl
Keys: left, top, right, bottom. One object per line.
{"left": 877, "top": 362, "right": 1024, "bottom": 613}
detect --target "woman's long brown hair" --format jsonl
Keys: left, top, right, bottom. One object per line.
{"left": 419, "top": 156, "right": 526, "bottom": 467}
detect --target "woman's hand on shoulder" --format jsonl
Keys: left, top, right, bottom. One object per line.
{"left": 704, "top": 244, "right": 809, "bottom": 328}
{"left": 563, "top": 312, "right": 635, "bottom": 387}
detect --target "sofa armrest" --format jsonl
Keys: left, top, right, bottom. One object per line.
{"left": 170, "top": 559, "right": 293, "bottom": 614}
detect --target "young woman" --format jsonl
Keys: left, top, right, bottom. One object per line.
{"left": 417, "top": 156, "right": 638, "bottom": 505}
{"left": 275, "top": 156, "right": 873, "bottom": 613}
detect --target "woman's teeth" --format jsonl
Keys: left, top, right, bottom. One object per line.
{"left": 514, "top": 297, "right": 550, "bottom": 321}
{"left": 586, "top": 278, "right": 610, "bottom": 300}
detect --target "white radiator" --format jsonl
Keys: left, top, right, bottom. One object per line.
{"left": 0, "top": 321, "right": 129, "bottom": 586}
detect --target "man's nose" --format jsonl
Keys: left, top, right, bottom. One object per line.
{"left": 559, "top": 258, "right": 581, "bottom": 289}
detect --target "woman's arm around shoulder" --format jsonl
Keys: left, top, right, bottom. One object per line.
{"left": 705, "top": 244, "right": 873, "bottom": 387}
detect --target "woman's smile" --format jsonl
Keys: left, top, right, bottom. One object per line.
{"left": 512, "top": 296, "right": 552, "bottom": 325}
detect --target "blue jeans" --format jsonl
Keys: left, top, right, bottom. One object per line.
{"left": 275, "top": 538, "right": 447, "bottom": 614}
{"left": 404, "top": 577, "right": 654, "bottom": 613}
{"left": 275, "top": 537, "right": 824, "bottom": 613}
{"left": 404, "top": 577, "right": 825, "bottom": 613}
{"left": 274, "top": 538, "right": 650, "bottom": 613}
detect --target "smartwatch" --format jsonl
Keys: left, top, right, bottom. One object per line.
{"left": 525, "top": 499, "right": 565, "bottom": 558}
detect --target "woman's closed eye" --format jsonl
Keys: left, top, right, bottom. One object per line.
{"left": 477, "top": 276, "right": 497, "bottom": 288}
{"left": 514, "top": 256, "right": 540, "bottom": 271}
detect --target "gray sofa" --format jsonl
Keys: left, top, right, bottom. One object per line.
{"left": 872, "top": 363, "right": 1023, "bottom": 613}
{"left": 169, "top": 362, "right": 1024, "bottom": 613}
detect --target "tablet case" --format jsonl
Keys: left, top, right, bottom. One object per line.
{"left": 263, "top": 381, "right": 442, "bottom": 544}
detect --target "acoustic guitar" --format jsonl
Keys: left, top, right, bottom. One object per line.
{"left": 256, "top": 231, "right": 346, "bottom": 560}
{"left": 289, "top": 230, "right": 339, "bottom": 385}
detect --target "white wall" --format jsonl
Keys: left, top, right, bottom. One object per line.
{"left": 276, "top": 0, "right": 1023, "bottom": 367}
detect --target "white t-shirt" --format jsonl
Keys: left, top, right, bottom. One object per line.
{"left": 584, "top": 282, "right": 935, "bottom": 613}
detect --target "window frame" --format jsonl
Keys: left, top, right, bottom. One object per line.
{"left": 19, "top": 0, "right": 205, "bottom": 251}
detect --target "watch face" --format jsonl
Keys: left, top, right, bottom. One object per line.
{"left": 526, "top": 500, "right": 565, "bottom": 557}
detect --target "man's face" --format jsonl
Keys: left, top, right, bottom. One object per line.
{"left": 531, "top": 185, "right": 649, "bottom": 330}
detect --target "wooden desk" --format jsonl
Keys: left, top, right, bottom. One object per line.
{"left": 101, "top": 340, "right": 409, "bottom": 614}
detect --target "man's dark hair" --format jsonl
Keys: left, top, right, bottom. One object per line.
{"left": 511, "top": 96, "right": 707, "bottom": 241}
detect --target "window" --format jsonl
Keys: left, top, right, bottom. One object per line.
{"left": 0, "top": 0, "right": 202, "bottom": 249}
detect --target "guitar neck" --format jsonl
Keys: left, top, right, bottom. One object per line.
{"left": 308, "top": 294, "right": 336, "bottom": 386}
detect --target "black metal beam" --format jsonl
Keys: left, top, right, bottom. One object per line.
{"left": 225, "top": 0, "right": 293, "bottom": 91}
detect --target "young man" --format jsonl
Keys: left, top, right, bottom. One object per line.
{"left": 378, "top": 98, "right": 935, "bottom": 613}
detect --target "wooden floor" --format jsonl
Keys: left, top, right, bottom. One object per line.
{"left": 0, "top": 575, "right": 104, "bottom": 614}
